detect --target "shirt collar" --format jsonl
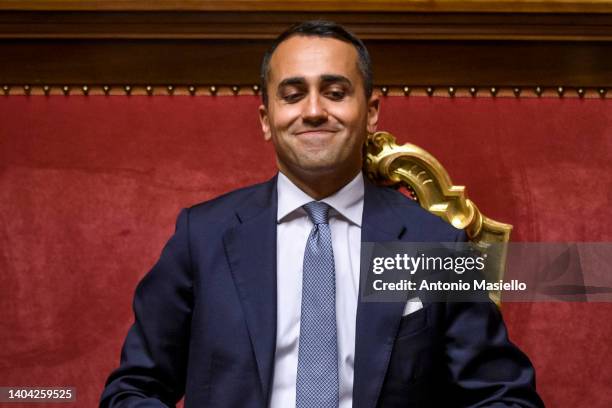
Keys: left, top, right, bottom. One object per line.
{"left": 276, "top": 171, "right": 364, "bottom": 227}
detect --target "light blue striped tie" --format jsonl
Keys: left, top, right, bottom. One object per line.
{"left": 296, "top": 201, "right": 338, "bottom": 408}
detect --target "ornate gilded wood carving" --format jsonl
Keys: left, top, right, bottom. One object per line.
{"left": 365, "top": 131, "right": 512, "bottom": 304}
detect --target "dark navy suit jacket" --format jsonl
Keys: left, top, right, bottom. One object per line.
{"left": 100, "top": 175, "right": 544, "bottom": 408}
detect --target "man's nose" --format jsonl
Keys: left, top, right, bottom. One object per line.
{"left": 302, "top": 93, "right": 328, "bottom": 125}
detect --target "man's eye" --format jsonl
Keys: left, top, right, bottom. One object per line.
{"left": 326, "top": 90, "right": 346, "bottom": 100}
{"left": 282, "top": 93, "right": 304, "bottom": 103}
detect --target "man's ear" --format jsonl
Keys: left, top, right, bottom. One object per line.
{"left": 366, "top": 94, "right": 380, "bottom": 134}
{"left": 258, "top": 104, "right": 272, "bottom": 141}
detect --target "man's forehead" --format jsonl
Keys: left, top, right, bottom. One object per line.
{"left": 268, "top": 35, "right": 360, "bottom": 84}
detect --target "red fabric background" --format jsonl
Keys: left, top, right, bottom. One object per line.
{"left": 1, "top": 95, "right": 611, "bottom": 406}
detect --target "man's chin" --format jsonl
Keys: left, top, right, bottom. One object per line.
{"left": 297, "top": 161, "right": 345, "bottom": 176}
{"left": 278, "top": 155, "right": 361, "bottom": 182}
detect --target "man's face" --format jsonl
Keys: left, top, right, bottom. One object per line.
{"left": 259, "top": 35, "right": 379, "bottom": 185}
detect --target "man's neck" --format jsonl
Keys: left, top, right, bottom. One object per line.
{"left": 279, "top": 168, "right": 362, "bottom": 201}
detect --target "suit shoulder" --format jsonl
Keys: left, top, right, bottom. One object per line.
{"left": 185, "top": 179, "right": 273, "bottom": 223}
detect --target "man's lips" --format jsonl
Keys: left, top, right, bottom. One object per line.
{"left": 294, "top": 129, "right": 338, "bottom": 136}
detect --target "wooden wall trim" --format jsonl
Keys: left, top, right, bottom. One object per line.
{"left": 1, "top": 8, "right": 611, "bottom": 87}
{"left": 1, "top": 11, "right": 612, "bottom": 41}
{"left": 1, "top": 0, "right": 612, "bottom": 13}
{"left": 1, "top": 39, "right": 610, "bottom": 87}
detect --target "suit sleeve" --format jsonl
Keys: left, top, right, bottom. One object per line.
{"left": 100, "top": 208, "right": 194, "bottom": 408}
{"left": 444, "top": 230, "right": 544, "bottom": 407}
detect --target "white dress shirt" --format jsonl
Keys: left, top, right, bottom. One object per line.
{"left": 269, "top": 171, "right": 364, "bottom": 408}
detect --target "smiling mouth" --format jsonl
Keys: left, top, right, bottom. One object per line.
{"left": 295, "top": 129, "right": 337, "bottom": 136}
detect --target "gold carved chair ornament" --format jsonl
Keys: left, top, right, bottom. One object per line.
{"left": 365, "top": 131, "right": 511, "bottom": 304}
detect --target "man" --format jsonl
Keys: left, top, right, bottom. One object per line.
{"left": 101, "top": 21, "right": 543, "bottom": 408}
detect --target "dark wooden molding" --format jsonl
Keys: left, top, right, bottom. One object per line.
{"left": 1, "top": 38, "right": 610, "bottom": 87}
{"left": 1, "top": 1, "right": 612, "bottom": 13}
{"left": 1, "top": 9, "right": 611, "bottom": 87}
{"left": 1, "top": 11, "right": 612, "bottom": 41}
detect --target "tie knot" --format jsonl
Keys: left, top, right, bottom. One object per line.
{"left": 303, "top": 201, "right": 330, "bottom": 225}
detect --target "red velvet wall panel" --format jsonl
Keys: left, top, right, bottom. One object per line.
{"left": 1, "top": 95, "right": 611, "bottom": 407}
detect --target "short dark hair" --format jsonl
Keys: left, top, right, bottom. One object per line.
{"left": 260, "top": 20, "right": 373, "bottom": 106}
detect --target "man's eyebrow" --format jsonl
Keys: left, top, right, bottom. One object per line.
{"left": 277, "top": 75, "right": 352, "bottom": 89}
{"left": 277, "top": 77, "right": 306, "bottom": 89}
{"left": 320, "top": 74, "right": 352, "bottom": 87}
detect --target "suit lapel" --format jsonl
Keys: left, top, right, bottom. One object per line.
{"left": 353, "top": 181, "right": 408, "bottom": 408}
{"left": 223, "top": 177, "right": 278, "bottom": 405}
